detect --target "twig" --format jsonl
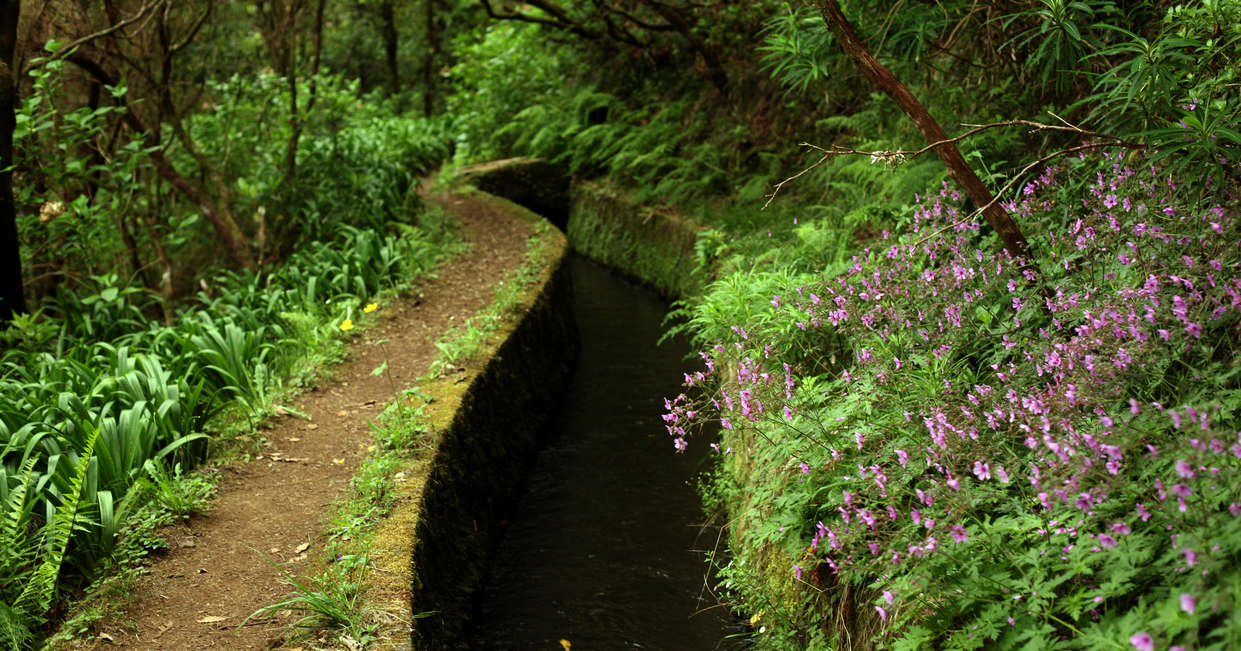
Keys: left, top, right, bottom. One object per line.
{"left": 763, "top": 114, "right": 1142, "bottom": 208}
{"left": 913, "top": 140, "right": 1141, "bottom": 248}
{"left": 24, "top": 0, "right": 161, "bottom": 73}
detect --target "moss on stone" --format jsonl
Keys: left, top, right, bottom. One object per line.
{"left": 452, "top": 157, "right": 571, "bottom": 232}
{"left": 568, "top": 180, "right": 705, "bottom": 298}
{"left": 361, "top": 189, "right": 576, "bottom": 650}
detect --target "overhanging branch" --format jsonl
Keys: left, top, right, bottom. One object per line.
{"left": 24, "top": 0, "right": 160, "bottom": 74}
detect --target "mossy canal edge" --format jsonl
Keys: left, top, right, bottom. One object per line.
{"left": 360, "top": 187, "right": 576, "bottom": 649}
{"left": 365, "top": 166, "right": 720, "bottom": 649}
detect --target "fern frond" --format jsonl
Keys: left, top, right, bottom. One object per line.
{"left": 14, "top": 426, "right": 98, "bottom": 618}
{"left": 0, "top": 456, "right": 38, "bottom": 553}
{"left": 0, "top": 600, "right": 35, "bottom": 651}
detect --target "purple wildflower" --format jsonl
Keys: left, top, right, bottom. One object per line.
{"left": 1180, "top": 593, "right": 1196, "bottom": 615}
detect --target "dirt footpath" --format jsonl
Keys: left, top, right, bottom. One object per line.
{"left": 104, "top": 192, "right": 532, "bottom": 649}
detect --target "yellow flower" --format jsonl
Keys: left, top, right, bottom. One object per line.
{"left": 363, "top": 303, "right": 378, "bottom": 313}
{"left": 339, "top": 319, "right": 354, "bottom": 332}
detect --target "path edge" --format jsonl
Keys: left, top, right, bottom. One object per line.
{"left": 365, "top": 187, "right": 577, "bottom": 650}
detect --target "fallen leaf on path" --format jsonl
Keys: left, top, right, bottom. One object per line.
{"left": 338, "top": 410, "right": 348, "bottom": 416}
{"left": 197, "top": 615, "right": 228, "bottom": 623}
{"left": 98, "top": 632, "right": 115, "bottom": 642}
{"left": 287, "top": 437, "right": 300, "bottom": 442}
{"left": 560, "top": 640, "right": 572, "bottom": 650}
{"left": 333, "top": 458, "right": 345, "bottom": 464}
{"left": 270, "top": 547, "right": 280, "bottom": 554}
{"left": 295, "top": 542, "right": 310, "bottom": 553}
{"left": 306, "top": 423, "right": 319, "bottom": 430}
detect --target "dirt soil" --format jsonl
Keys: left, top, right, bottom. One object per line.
{"left": 97, "top": 192, "right": 534, "bottom": 649}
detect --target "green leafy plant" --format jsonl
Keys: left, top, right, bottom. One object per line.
{"left": 759, "top": 4, "right": 842, "bottom": 95}
{"left": 998, "top": 0, "right": 1113, "bottom": 95}
{"left": 244, "top": 555, "right": 377, "bottom": 644}
{"left": 1, "top": 429, "right": 97, "bottom": 650}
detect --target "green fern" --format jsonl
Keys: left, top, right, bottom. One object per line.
{"left": 0, "top": 430, "right": 96, "bottom": 649}
{"left": 0, "top": 457, "right": 39, "bottom": 590}
{"left": 15, "top": 427, "right": 97, "bottom": 619}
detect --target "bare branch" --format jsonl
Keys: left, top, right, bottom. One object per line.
{"left": 478, "top": 0, "right": 602, "bottom": 40}
{"left": 593, "top": 0, "right": 675, "bottom": 32}
{"left": 170, "top": 5, "right": 212, "bottom": 54}
{"left": 25, "top": 0, "right": 161, "bottom": 73}
{"left": 763, "top": 116, "right": 1143, "bottom": 208}
{"left": 763, "top": 144, "right": 835, "bottom": 209}
{"left": 915, "top": 141, "right": 1142, "bottom": 248}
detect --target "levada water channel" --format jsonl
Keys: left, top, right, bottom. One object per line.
{"left": 468, "top": 254, "right": 744, "bottom": 648}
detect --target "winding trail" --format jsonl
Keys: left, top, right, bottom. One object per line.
{"left": 106, "top": 192, "right": 532, "bottom": 649}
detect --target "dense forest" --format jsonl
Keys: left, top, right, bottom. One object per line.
{"left": 1, "top": 0, "right": 1239, "bottom": 648}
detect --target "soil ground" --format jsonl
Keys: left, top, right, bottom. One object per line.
{"left": 93, "top": 192, "right": 533, "bottom": 649}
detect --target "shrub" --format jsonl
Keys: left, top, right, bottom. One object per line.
{"left": 670, "top": 151, "right": 1241, "bottom": 648}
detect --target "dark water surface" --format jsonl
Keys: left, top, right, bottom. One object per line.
{"left": 469, "top": 255, "right": 737, "bottom": 649}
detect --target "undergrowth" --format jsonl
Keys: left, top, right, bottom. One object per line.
{"left": 0, "top": 131, "right": 459, "bottom": 648}
{"left": 668, "top": 151, "right": 1241, "bottom": 649}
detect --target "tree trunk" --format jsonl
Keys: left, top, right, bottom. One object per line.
{"left": 380, "top": 0, "right": 399, "bottom": 95}
{"left": 283, "top": 41, "right": 299, "bottom": 197}
{"left": 812, "top": 0, "right": 1035, "bottom": 266}
{"left": 0, "top": 0, "right": 27, "bottom": 325}
{"left": 148, "top": 148, "right": 255, "bottom": 271}
{"left": 307, "top": 0, "right": 325, "bottom": 112}
{"left": 422, "top": 0, "right": 438, "bottom": 117}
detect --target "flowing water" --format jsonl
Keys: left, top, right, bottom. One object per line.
{"left": 469, "top": 255, "right": 740, "bottom": 649}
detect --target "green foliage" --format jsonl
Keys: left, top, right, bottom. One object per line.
{"left": 0, "top": 430, "right": 97, "bottom": 650}
{"left": 448, "top": 19, "right": 775, "bottom": 208}
{"left": 371, "top": 399, "right": 432, "bottom": 452}
{"left": 244, "top": 554, "right": 377, "bottom": 644}
{"left": 189, "top": 72, "right": 453, "bottom": 249}
{"left": 13, "top": 54, "right": 152, "bottom": 296}
{"left": 0, "top": 186, "right": 458, "bottom": 645}
{"left": 758, "top": 4, "right": 842, "bottom": 95}
{"left": 131, "top": 460, "right": 216, "bottom": 519}
{"left": 998, "top": 0, "right": 1116, "bottom": 94}
{"left": 1084, "top": 2, "right": 1241, "bottom": 190}
{"left": 284, "top": 111, "right": 453, "bottom": 243}
{"left": 447, "top": 22, "right": 572, "bottom": 163}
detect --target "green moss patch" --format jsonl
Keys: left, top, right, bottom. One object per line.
{"left": 358, "top": 190, "right": 576, "bottom": 649}
{"left": 568, "top": 180, "right": 706, "bottom": 298}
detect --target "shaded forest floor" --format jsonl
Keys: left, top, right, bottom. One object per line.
{"left": 74, "top": 192, "right": 533, "bottom": 649}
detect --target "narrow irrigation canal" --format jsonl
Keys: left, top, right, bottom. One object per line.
{"left": 469, "top": 255, "right": 739, "bottom": 649}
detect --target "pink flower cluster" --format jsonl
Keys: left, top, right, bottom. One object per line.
{"left": 667, "top": 153, "right": 1241, "bottom": 643}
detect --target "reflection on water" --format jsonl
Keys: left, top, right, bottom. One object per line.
{"left": 469, "top": 255, "right": 741, "bottom": 649}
